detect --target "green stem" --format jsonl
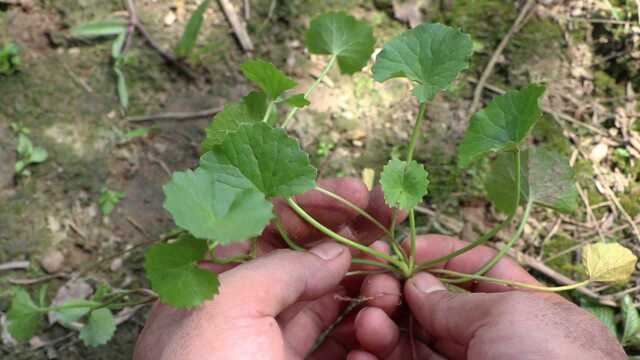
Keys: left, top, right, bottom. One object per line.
{"left": 274, "top": 216, "right": 305, "bottom": 251}
{"left": 282, "top": 54, "right": 337, "bottom": 129}
{"left": 514, "top": 148, "right": 522, "bottom": 210}
{"left": 415, "top": 214, "right": 515, "bottom": 271}
{"left": 447, "top": 200, "right": 534, "bottom": 284}
{"left": 432, "top": 269, "right": 590, "bottom": 292}
{"left": 406, "top": 102, "right": 427, "bottom": 163}
{"left": 352, "top": 258, "right": 400, "bottom": 274}
{"left": 409, "top": 209, "right": 417, "bottom": 271}
{"left": 262, "top": 101, "right": 274, "bottom": 123}
{"left": 286, "top": 197, "right": 404, "bottom": 269}
{"left": 209, "top": 254, "right": 250, "bottom": 265}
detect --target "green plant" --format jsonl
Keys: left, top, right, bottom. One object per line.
{"left": 10, "top": 123, "right": 47, "bottom": 177}
{"left": 99, "top": 188, "right": 126, "bottom": 216}
{"left": 0, "top": 42, "right": 21, "bottom": 75}
{"left": 6, "top": 10, "right": 638, "bottom": 348}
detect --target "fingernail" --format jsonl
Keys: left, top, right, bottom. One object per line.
{"left": 310, "top": 242, "right": 345, "bottom": 261}
{"left": 411, "top": 272, "right": 446, "bottom": 294}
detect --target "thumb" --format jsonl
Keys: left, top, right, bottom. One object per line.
{"left": 214, "top": 242, "right": 351, "bottom": 316}
{"left": 404, "top": 272, "right": 498, "bottom": 347}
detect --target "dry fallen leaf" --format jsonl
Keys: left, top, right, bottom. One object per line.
{"left": 361, "top": 168, "right": 375, "bottom": 191}
{"left": 582, "top": 243, "right": 637, "bottom": 282}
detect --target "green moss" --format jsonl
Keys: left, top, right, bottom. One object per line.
{"left": 594, "top": 70, "right": 626, "bottom": 98}
{"left": 543, "top": 235, "right": 584, "bottom": 278}
{"left": 621, "top": 185, "right": 640, "bottom": 218}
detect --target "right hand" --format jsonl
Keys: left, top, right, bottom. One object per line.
{"left": 350, "top": 235, "right": 626, "bottom": 360}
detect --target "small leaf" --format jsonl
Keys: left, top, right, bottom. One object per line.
{"left": 485, "top": 148, "right": 578, "bottom": 214}
{"left": 458, "top": 85, "right": 545, "bottom": 168}
{"left": 163, "top": 159, "right": 273, "bottom": 243}
{"left": 285, "top": 94, "right": 310, "bottom": 108}
{"left": 71, "top": 19, "right": 128, "bottom": 38}
{"left": 7, "top": 288, "right": 43, "bottom": 342}
{"left": 29, "top": 147, "right": 48, "bottom": 163}
{"left": 114, "top": 62, "right": 129, "bottom": 110}
{"left": 144, "top": 235, "right": 219, "bottom": 308}
{"left": 379, "top": 159, "right": 429, "bottom": 210}
{"left": 54, "top": 299, "right": 99, "bottom": 325}
{"left": 206, "top": 122, "right": 317, "bottom": 198}
{"left": 372, "top": 23, "right": 473, "bottom": 102}
{"left": 622, "top": 295, "right": 640, "bottom": 344}
{"left": 112, "top": 31, "right": 127, "bottom": 58}
{"left": 582, "top": 243, "right": 637, "bottom": 283}
{"left": 99, "top": 189, "right": 125, "bottom": 216}
{"left": 79, "top": 308, "right": 116, "bottom": 347}
{"left": 240, "top": 59, "right": 297, "bottom": 100}
{"left": 175, "top": 0, "right": 211, "bottom": 58}
{"left": 305, "top": 11, "right": 375, "bottom": 75}
{"left": 201, "top": 92, "right": 269, "bottom": 152}
{"left": 583, "top": 304, "right": 617, "bottom": 338}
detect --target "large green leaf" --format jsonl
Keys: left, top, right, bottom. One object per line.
{"left": 240, "top": 59, "right": 297, "bottom": 100}
{"left": 79, "top": 308, "right": 116, "bottom": 347}
{"left": 372, "top": 23, "right": 473, "bottom": 102}
{"left": 305, "top": 11, "right": 375, "bottom": 75}
{"left": 163, "top": 161, "right": 273, "bottom": 243}
{"left": 206, "top": 123, "right": 317, "bottom": 198}
{"left": 71, "top": 19, "right": 128, "bottom": 38}
{"left": 379, "top": 159, "right": 429, "bottom": 210}
{"left": 7, "top": 288, "right": 43, "bottom": 342}
{"left": 458, "top": 85, "right": 545, "bottom": 168}
{"left": 175, "top": 0, "right": 211, "bottom": 58}
{"left": 201, "top": 92, "right": 274, "bottom": 152}
{"left": 144, "top": 235, "right": 220, "bottom": 308}
{"left": 485, "top": 148, "right": 578, "bottom": 214}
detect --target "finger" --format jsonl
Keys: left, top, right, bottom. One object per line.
{"left": 262, "top": 178, "right": 370, "bottom": 247}
{"left": 347, "top": 350, "right": 378, "bottom": 360}
{"left": 404, "top": 272, "right": 504, "bottom": 351}
{"left": 281, "top": 290, "right": 345, "bottom": 358}
{"left": 360, "top": 273, "right": 402, "bottom": 316}
{"left": 342, "top": 240, "right": 393, "bottom": 297}
{"left": 354, "top": 307, "right": 399, "bottom": 358}
{"left": 215, "top": 242, "right": 351, "bottom": 316}
{"left": 351, "top": 185, "right": 407, "bottom": 245}
{"left": 385, "top": 336, "right": 447, "bottom": 360}
{"left": 407, "top": 234, "right": 543, "bottom": 292}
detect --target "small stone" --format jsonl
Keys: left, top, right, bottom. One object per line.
{"left": 590, "top": 143, "right": 608, "bottom": 164}
{"left": 40, "top": 249, "right": 64, "bottom": 273}
{"left": 164, "top": 11, "right": 177, "bottom": 26}
{"left": 68, "top": 48, "right": 80, "bottom": 56}
{"left": 110, "top": 258, "right": 123, "bottom": 272}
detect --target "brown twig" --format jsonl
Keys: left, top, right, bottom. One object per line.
{"left": 123, "top": 0, "right": 196, "bottom": 79}
{"left": 127, "top": 106, "right": 222, "bottom": 122}
{"left": 468, "top": 0, "right": 536, "bottom": 116}
{"left": 218, "top": 0, "right": 254, "bottom": 51}
{"left": 8, "top": 273, "right": 69, "bottom": 285}
{"left": 0, "top": 260, "right": 30, "bottom": 271}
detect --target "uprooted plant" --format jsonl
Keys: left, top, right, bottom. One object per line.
{"left": 6, "top": 11, "right": 638, "bottom": 348}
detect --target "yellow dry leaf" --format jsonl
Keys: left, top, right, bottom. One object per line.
{"left": 361, "top": 168, "right": 375, "bottom": 191}
{"left": 582, "top": 243, "right": 637, "bottom": 282}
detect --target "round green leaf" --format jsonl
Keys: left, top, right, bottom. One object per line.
{"left": 379, "top": 159, "right": 429, "bottom": 210}
{"left": 79, "top": 308, "right": 116, "bottom": 347}
{"left": 7, "top": 288, "right": 43, "bottom": 342}
{"left": 240, "top": 59, "right": 297, "bottom": 100}
{"left": 144, "top": 235, "right": 220, "bottom": 308}
{"left": 163, "top": 161, "right": 273, "bottom": 244}
{"left": 485, "top": 148, "right": 578, "bottom": 214}
{"left": 458, "top": 85, "right": 545, "bottom": 168}
{"left": 305, "top": 11, "right": 375, "bottom": 75}
{"left": 207, "top": 122, "right": 317, "bottom": 198}
{"left": 372, "top": 23, "right": 473, "bottom": 102}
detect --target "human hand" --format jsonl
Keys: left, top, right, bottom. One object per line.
{"left": 350, "top": 235, "right": 626, "bottom": 360}
{"left": 134, "top": 177, "right": 402, "bottom": 359}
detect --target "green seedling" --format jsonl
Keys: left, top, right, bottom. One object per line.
{"left": 11, "top": 124, "right": 47, "bottom": 177}
{"left": 0, "top": 42, "right": 21, "bottom": 75}
{"left": 99, "top": 188, "right": 126, "bottom": 216}
{"left": 7, "top": 10, "right": 638, "bottom": 348}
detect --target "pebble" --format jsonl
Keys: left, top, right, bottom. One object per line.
{"left": 164, "top": 11, "right": 177, "bottom": 26}
{"left": 40, "top": 249, "right": 64, "bottom": 273}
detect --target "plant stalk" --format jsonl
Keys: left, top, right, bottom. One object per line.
{"left": 274, "top": 216, "right": 304, "bottom": 251}
{"left": 432, "top": 269, "right": 590, "bottom": 292}
{"left": 282, "top": 54, "right": 337, "bottom": 129}
{"left": 409, "top": 209, "right": 417, "bottom": 271}
{"left": 286, "top": 197, "right": 405, "bottom": 270}
{"left": 262, "top": 101, "right": 274, "bottom": 123}
{"left": 406, "top": 102, "right": 427, "bottom": 163}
